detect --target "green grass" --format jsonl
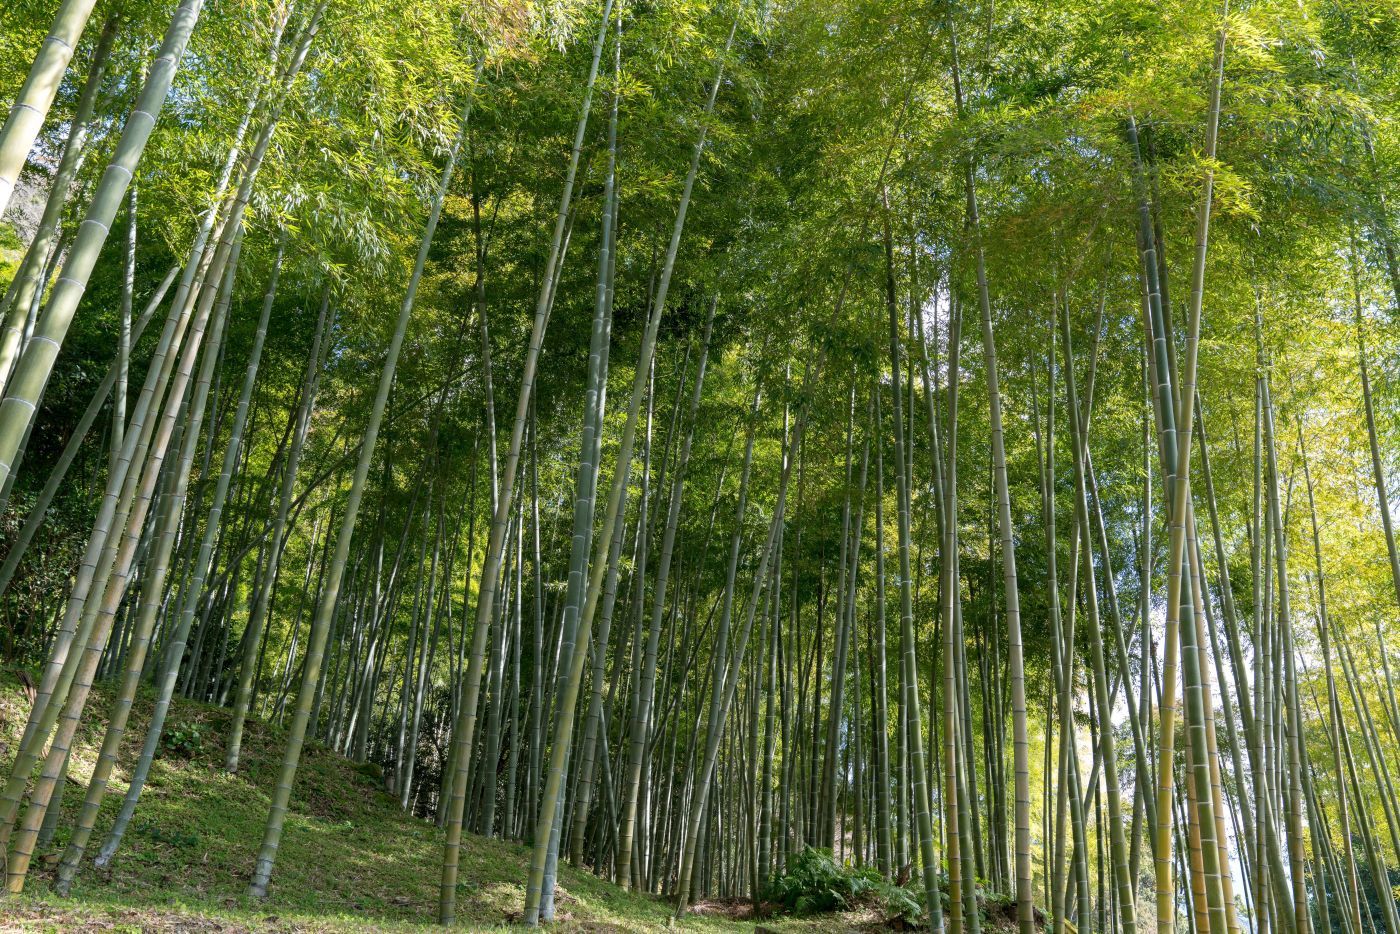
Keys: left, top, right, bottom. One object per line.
{"left": 0, "top": 668, "right": 784, "bottom": 931}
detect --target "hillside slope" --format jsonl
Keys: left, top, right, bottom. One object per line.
{"left": 0, "top": 669, "right": 778, "bottom": 932}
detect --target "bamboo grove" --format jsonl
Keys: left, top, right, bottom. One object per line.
{"left": 0, "top": 0, "right": 1398, "bottom": 929}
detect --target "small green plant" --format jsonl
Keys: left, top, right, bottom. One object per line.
{"left": 0, "top": 222, "right": 22, "bottom": 253}
{"left": 0, "top": 224, "right": 21, "bottom": 290}
{"left": 158, "top": 724, "right": 205, "bottom": 759}
{"left": 134, "top": 819, "right": 200, "bottom": 849}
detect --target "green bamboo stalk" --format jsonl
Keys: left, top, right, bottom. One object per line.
{"left": 437, "top": 4, "right": 611, "bottom": 910}
{"left": 1259, "top": 352, "right": 1312, "bottom": 934}
{"left": 820, "top": 387, "right": 858, "bottom": 850}
{"left": 1061, "top": 308, "right": 1138, "bottom": 934}
{"left": 944, "top": 21, "right": 1032, "bottom": 915}
{"left": 879, "top": 199, "right": 943, "bottom": 932}
{"left": 0, "top": 0, "right": 207, "bottom": 494}
{"left": 564, "top": 11, "right": 623, "bottom": 864}
{"left": 0, "top": 5, "right": 251, "bottom": 785}
{"left": 224, "top": 266, "right": 331, "bottom": 772}
{"left": 528, "top": 24, "right": 733, "bottom": 917}
{"left": 5, "top": 215, "right": 237, "bottom": 892}
{"left": 1149, "top": 13, "right": 1229, "bottom": 927}
{"left": 938, "top": 293, "right": 966, "bottom": 934}
{"left": 53, "top": 231, "right": 254, "bottom": 893}
{"left": 0, "top": 11, "right": 119, "bottom": 390}
{"left": 0, "top": 0, "right": 102, "bottom": 219}
{"left": 96, "top": 255, "right": 312, "bottom": 869}
{"left": 673, "top": 366, "right": 803, "bottom": 917}
{"left": 249, "top": 76, "right": 476, "bottom": 898}
{"left": 0, "top": 264, "right": 176, "bottom": 601}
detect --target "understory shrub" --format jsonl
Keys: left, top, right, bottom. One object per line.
{"left": 158, "top": 723, "right": 206, "bottom": 759}
{"left": 763, "top": 846, "right": 925, "bottom": 923}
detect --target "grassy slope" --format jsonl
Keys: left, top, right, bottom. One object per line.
{"left": 0, "top": 668, "right": 795, "bottom": 932}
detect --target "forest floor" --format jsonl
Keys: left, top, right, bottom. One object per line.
{"left": 0, "top": 668, "right": 904, "bottom": 932}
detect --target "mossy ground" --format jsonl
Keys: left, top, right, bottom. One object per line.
{"left": 0, "top": 669, "right": 879, "bottom": 931}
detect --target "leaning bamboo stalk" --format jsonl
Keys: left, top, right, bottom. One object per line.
{"left": 95, "top": 247, "right": 296, "bottom": 868}
{"left": 674, "top": 361, "right": 806, "bottom": 918}
{"left": 939, "top": 294, "right": 967, "bottom": 934}
{"left": 0, "top": 0, "right": 207, "bottom": 494}
{"left": 1061, "top": 307, "right": 1139, "bottom": 934}
{"left": 566, "top": 10, "right": 624, "bottom": 865}
{"left": 1259, "top": 353, "right": 1312, "bottom": 934}
{"left": 53, "top": 232, "right": 257, "bottom": 892}
{"left": 250, "top": 74, "right": 477, "bottom": 898}
{"left": 0, "top": 264, "right": 177, "bottom": 601}
{"left": 0, "top": 0, "right": 103, "bottom": 219}
{"left": 0, "top": 158, "right": 220, "bottom": 855}
{"left": 527, "top": 23, "right": 734, "bottom": 919}
{"left": 1030, "top": 317, "right": 1064, "bottom": 934}
{"left": 1149, "top": 12, "right": 1229, "bottom": 929}
{"left": 5, "top": 216, "right": 238, "bottom": 892}
{"left": 224, "top": 280, "right": 331, "bottom": 773}
{"left": 0, "top": 11, "right": 120, "bottom": 391}
{"left": 11, "top": 1, "right": 318, "bottom": 781}
{"left": 0, "top": 62, "right": 247, "bottom": 766}
{"left": 437, "top": 2, "right": 611, "bottom": 910}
